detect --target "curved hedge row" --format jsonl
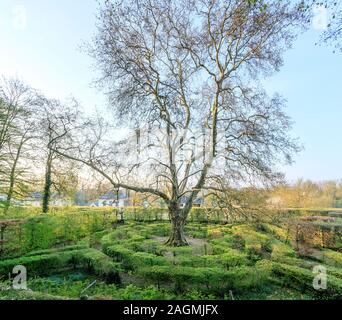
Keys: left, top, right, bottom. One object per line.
{"left": 256, "top": 260, "right": 342, "bottom": 299}
{"left": 0, "top": 247, "right": 121, "bottom": 284}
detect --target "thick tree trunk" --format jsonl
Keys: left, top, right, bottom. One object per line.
{"left": 165, "top": 215, "right": 188, "bottom": 246}
{"left": 165, "top": 202, "right": 188, "bottom": 246}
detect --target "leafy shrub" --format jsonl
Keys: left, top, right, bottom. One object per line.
{"left": 22, "top": 216, "right": 57, "bottom": 252}
{"left": 259, "top": 260, "right": 342, "bottom": 298}
{"left": 262, "top": 224, "right": 289, "bottom": 242}
{"left": 104, "top": 245, "right": 133, "bottom": 264}
{"left": 216, "top": 250, "right": 249, "bottom": 268}
{"left": 231, "top": 225, "right": 271, "bottom": 253}
{"left": 189, "top": 208, "right": 209, "bottom": 223}
{"left": 118, "top": 284, "right": 175, "bottom": 300}
{"left": 73, "top": 249, "right": 121, "bottom": 284}
{"left": 25, "top": 245, "right": 89, "bottom": 257}
{"left": 130, "top": 239, "right": 163, "bottom": 255}
{"left": 138, "top": 266, "right": 174, "bottom": 289}
{"left": 0, "top": 249, "right": 89, "bottom": 277}
{"left": 137, "top": 265, "right": 269, "bottom": 295}
{"left": 323, "top": 250, "right": 342, "bottom": 267}
{"left": 0, "top": 247, "right": 120, "bottom": 284}
{"left": 131, "top": 252, "right": 168, "bottom": 267}
{"left": 271, "top": 243, "right": 296, "bottom": 261}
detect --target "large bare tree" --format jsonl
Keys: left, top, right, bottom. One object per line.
{"left": 55, "top": 0, "right": 307, "bottom": 246}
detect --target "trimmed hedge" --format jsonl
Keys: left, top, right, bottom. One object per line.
{"left": 0, "top": 249, "right": 88, "bottom": 277}
{"left": 138, "top": 265, "right": 270, "bottom": 294}
{"left": 0, "top": 248, "right": 121, "bottom": 284}
{"left": 271, "top": 243, "right": 296, "bottom": 260}
{"left": 323, "top": 250, "right": 342, "bottom": 267}
{"left": 256, "top": 260, "right": 342, "bottom": 299}
{"left": 72, "top": 249, "right": 121, "bottom": 284}
{"left": 24, "top": 245, "right": 89, "bottom": 257}
{"left": 104, "top": 244, "right": 169, "bottom": 270}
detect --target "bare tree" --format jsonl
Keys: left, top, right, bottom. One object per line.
{"left": 3, "top": 122, "right": 37, "bottom": 213}
{"left": 54, "top": 0, "right": 306, "bottom": 246}
{"left": 0, "top": 78, "right": 39, "bottom": 212}
{"left": 37, "top": 98, "right": 79, "bottom": 213}
{"left": 0, "top": 78, "right": 34, "bottom": 160}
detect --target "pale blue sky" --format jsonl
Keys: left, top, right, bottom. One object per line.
{"left": 0, "top": 0, "right": 341, "bottom": 182}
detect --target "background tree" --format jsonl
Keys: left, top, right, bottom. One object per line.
{"left": 55, "top": 0, "right": 307, "bottom": 246}
{"left": 3, "top": 121, "right": 37, "bottom": 213}
{"left": 0, "top": 78, "right": 32, "bottom": 171}
{"left": 270, "top": 179, "right": 342, "bottom": 208}
{"left": 0, "top": 78, "right": 39, "bottom": 212}
{"left": 38, "top": 98, "right": 79, "bottom": 213}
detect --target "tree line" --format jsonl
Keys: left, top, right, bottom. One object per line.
{"left": 271, "top": 179, "right": 342, "bottom": 208}
{"left": 0, "top": 78, "right": 79, "bottom": 213}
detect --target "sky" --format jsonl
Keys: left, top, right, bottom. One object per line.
{"left": 0, "top": 0, "right": 341, "bottom": 182}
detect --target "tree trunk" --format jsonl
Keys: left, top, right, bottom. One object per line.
{"left": 4, "top": 140, "right": 23, "bottom": 215}
{"left": 4, "top": 169, "right": 15, "bottom": 215}
{"left": 42, "top": 151, "right": 53, "bottom": 213}
{"left": 165, "top": 203, "right": 188, "bottom": 246}
{"left": 165, "top": 216, "right": 188, "bottom": 246}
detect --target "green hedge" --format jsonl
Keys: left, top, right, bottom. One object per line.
{"left": 104, "top": 244, "right": 169, "bottom": 270}
{"left": 323, "top": 250, "right": 342, "bottom": 267}
{"left": 1, "top": 208, "right": 119, "bottom": 257}
{"left": 72, "top": 249, "right": 121, "bottom": 284}
{"left": 138, "top": 265, "right": 270, "bottom": 294}
{"left": 256, "top": 260, "right": 342, "bottom": 299}
{"left": 0, "top": 248, "right": 120, "bottom": 284}
{"left": 24, "top": 245, "right": 89, "bottom": 257}
{"left": 0, "top": 249, "right": 88, "bottom": 277}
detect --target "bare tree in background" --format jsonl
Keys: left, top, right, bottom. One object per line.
{"left": 38, "top": 98, "right": 79, "bottom": 213}
{"left": 0, "top": 78, "right": 39, "bottom": 212}
{"left": 0, "top": 78, "right": 34, "bottom": 162}
{"left": 3, "top": 120, "right": 37, "bottom": 213}
{"left": 55, "top": 0, "right": 307, "bottom": 246}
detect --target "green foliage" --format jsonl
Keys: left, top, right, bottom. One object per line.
{"left": 0, "top": 288, "right": 68, "bottom": 300}
{"left": 0, "top": 249, "right": 87, "bottom": 277}
{"left": 262, "top": 223, "right": 289, "bottom": 242}
{"left": 22, "top": 216, "right": 57, "bottom": 252}
{"left": 271, "top": 242, "right": 296, "bottom": 260}
{"left": 24, "top": 245, "right": 89, "bottom": 257}
{"left": 137, "top": 265, "right": 269, "bottom": 295}
{"left": 323, "top": 249, "right": 342, "bottom": 267}
{"left": 72, "top": 249, "right": 121, "bottom": 284}
{"left": 0, "top": 247, "right": 120, "bottom": 285}
{"left": 257, "top": 260, "right": 342, "bottom": 299}
{"left": 2, "top": 207, "right": 342, "bottom": 300}
{"left": 118, "top": 284, "right": 175, "bottom": 300}
{"left": 1, "top": 208, "right": 119, "bottom": 257}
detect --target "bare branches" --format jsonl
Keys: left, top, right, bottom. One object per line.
{"left": 85, "top": 0, "right": 305, "bottom": 223}
{"left": 0, "top": 77, "right": 41, "bottom": 209}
